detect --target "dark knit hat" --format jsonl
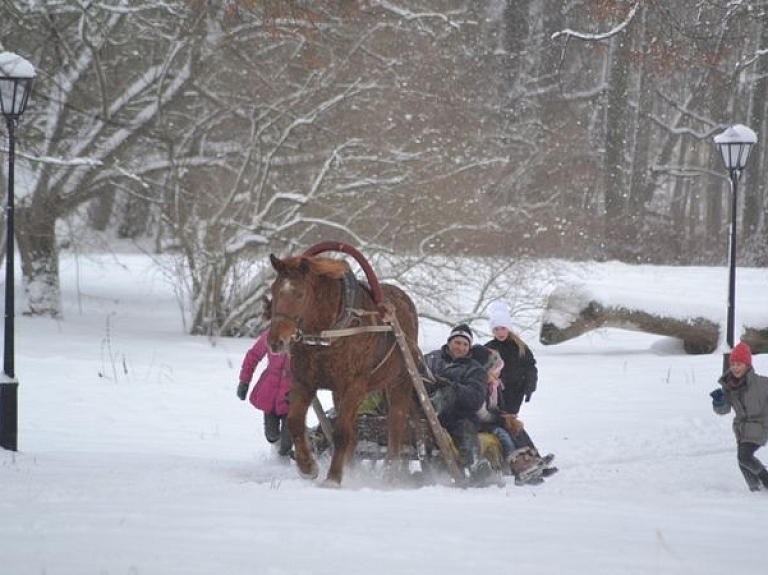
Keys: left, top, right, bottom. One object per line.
{"left": 448, "top": 324, "right": 473, "bottom": 346}
{"left": 471, "top": 344, "right": 501, "bottom": 372}
{"left": 471, "top": 344, "right": 490, "bottom": 365}
{"left": 730, "top": 341, "right": 752, "bottom": 366}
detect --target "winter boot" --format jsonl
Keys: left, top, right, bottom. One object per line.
{"left": 758, "top": 468, "right": 768, "bottom": 489}
{"left": 539, "top": 453, "right": 558, "bottom": 477}
{"left": 469, "top": 458, "right": 493, "bottom": 486}
{"left": 277, "top": 416, "right": 293, "bottom": 457}
{"left": 515, "top": 474, "right": 544, "bottom": 486}
{"left": 264, "top": 412, "right": 281, "bottom": 444}
{"left": 509, "top": 447, "right": 546, "bottom": 485}
{"left": 464, "top": 437, "right": 489, "bottom": 484}
{"left": 501, "top": 455, "right": 513, "bottom": 476}
{"left": 541, "top": 466, "right": 559, "bottom": 478}
{"left": 739, "top": 466, "right": 761, "bottom": 492}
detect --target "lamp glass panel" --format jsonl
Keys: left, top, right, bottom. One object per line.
{"left": 738, "top": 143, "right": 753, "bottom": 169}
{"left": 0, "top": 77, "right": 31, "bottom": 118}
{"left": 719, "top": 143, "right": 735, "bottom": 169}
{"left": 0, "top": 77, "right": 16, "bottom": 117}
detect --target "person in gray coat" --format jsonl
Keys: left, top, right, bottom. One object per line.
{"left": 711, "top": 341, "right": 768, "bottom": 491}
{"left": 423, "top": 324, "right": 492, "bottom": 485}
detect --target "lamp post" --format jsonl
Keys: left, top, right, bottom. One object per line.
{"left": 0, "top": 52, "right": 35, "bottom": 451}
{"left": 713, "top": 124, "right": 757, "bottom": 374}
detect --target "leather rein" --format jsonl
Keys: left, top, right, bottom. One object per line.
{"left": 274, "top": 269, "right": 394, "bottom": 344}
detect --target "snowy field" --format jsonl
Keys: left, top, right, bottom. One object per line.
{"left": 1, "top": 253, "right": 767, "bottom": 575}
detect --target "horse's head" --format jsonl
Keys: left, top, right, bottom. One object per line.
{"left": 267, "top": 254, "right": 308, "bottom": 354}
{"left": 266, "top": 253, "right": 350, "bottom": 353}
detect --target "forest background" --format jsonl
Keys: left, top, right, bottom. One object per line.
{"left": 2, "top": 0, "right": 768, "bottom": 338}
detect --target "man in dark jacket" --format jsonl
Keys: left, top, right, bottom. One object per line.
{"left": 711, "top": 341, "right": 768, "bottom": 491}
{"left": 423, "top": 324, "right": 491, "bottom": 484}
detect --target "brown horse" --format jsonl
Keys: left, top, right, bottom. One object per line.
{"left": 267, "top": 253, "right": 419, "bottom": 487}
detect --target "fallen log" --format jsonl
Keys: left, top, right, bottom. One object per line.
{"left": 742, "top": 327, "right": 768, "bottom": 354}
{"left": 539, "top": 289, "right": 720, "bottom": 354}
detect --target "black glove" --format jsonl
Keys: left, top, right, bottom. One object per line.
{"left": 710, "top": 388, "right": 726, "bottom": 409}
{"left": 523, "top": 372, "right": 537, "bottom": 403}
{"left": 236, "top": 381, "right": 249, "bottom": 401}
{"left": 524, "top": 380, "right": 536, "bottom": 403}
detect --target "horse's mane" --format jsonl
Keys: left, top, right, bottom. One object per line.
{"left": 282, "top": 255, "right": 350, "bottom": 280}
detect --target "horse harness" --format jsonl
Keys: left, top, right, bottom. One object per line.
{"left": 285, "top": 270, "right": 392, "bottom": 339}
{"left": 287, "top": 270, "right": 399, "bottom": 373}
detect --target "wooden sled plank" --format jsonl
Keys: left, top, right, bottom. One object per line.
{"left": 311, "top": 396, "right": 334, "bottom": 449}
{"left": 382, "top": 303, "right": 465, "bottom": 484}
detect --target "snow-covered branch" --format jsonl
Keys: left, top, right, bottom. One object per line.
{"left": 551, "top": 1, "right": 641, "bottom": 42}
{"left": 374, "top": 1, "right": 464, "bottom": 30}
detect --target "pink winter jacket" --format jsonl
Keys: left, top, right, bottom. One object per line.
{"left": 238, "top": 330, "right": 292, "bottom": 416}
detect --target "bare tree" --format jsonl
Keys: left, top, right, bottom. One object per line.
{"left": 4, "top": 0, "right": 768, "bottom": 335}
{"left": 1, "top": 1, "right": 211, "bottom": 316}
{"left": 153, "top": 1, "right": 509, "bottom": 334}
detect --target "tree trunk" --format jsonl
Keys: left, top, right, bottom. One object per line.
{"left": 118, "top": 192, "right": 152, "bottom": 239}
{"left": 604, "top": 32, "right": 633, "bottom": 260}
{"left": 670, "top": 139, "right": 691, "bottom": 262}
{"left": 627, "top": 4, "right": 652, "bottom": 258}
{"left": 15, "top": 204, "right": 62, "bottom": 317}
{"left": 703, "top": 64, "right": 732, "bottom": 261}
{"left": 745, "top": 18, "right": 768, "bottom": 265}
{"left": 87, "top": 189, "right": 115, "bottom": 232}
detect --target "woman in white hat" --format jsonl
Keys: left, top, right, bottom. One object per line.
{"left": 484, "top": 301, "right": 538, "bottom": 415}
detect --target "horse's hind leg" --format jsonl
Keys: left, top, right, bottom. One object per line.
{"left": 385, "top": 385, "right": 410, "bottom": 477}
{"left": 287, "top": 385, "right": 318, "bottom": 480}
{"left": 323, "top": 387, "right": 363, "bottom": 487}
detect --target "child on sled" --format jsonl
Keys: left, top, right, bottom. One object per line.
{"left": 472, "top": 345, "right": 556, "bottom": 485}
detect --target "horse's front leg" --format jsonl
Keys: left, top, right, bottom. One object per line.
{"left": 287, "top": 385, "right": 318, "bottom": 480}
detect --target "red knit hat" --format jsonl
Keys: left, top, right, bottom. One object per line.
{"left": 730, "top": 341, "right": 752, "bottom": 366}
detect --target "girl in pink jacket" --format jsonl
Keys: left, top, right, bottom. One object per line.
{"left": 236, "top": 329, "right": 293, "bottom": 456}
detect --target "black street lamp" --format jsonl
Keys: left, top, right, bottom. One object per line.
{"left": 0, "top": 52, "right": 35, "bottom": 451}
{"left": 713, "top": 124, "right": 757, "bottom": 373}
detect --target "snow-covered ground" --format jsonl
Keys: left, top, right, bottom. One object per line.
{"left": 1, "top": 253, "right": 766, "bottom": 575}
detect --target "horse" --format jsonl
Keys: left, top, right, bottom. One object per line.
{"left": 267, "top": 252, "right": 420, "bottom": 487}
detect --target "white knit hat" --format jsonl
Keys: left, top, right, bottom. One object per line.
{"left": 488, "top": 300, "right": 515, "bottom": 331}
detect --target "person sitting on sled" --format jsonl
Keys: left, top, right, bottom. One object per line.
{"left": 423, "top": 324, "right": 493, "bottom": 485}
{"left": 484, "top": 300, "right": 538, "bottom": 415}
{"left": 471, "top": 344, "right": 557, "bottom": 485}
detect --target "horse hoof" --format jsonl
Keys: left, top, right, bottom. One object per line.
{"left": 297, "top": 459, "right": 318, "bottom": 480}
{"left": 299, "top": 466, "right": 319, "bottom": 480}
{"left": 320, "top": 478, "right": 341, "bottom": 489}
